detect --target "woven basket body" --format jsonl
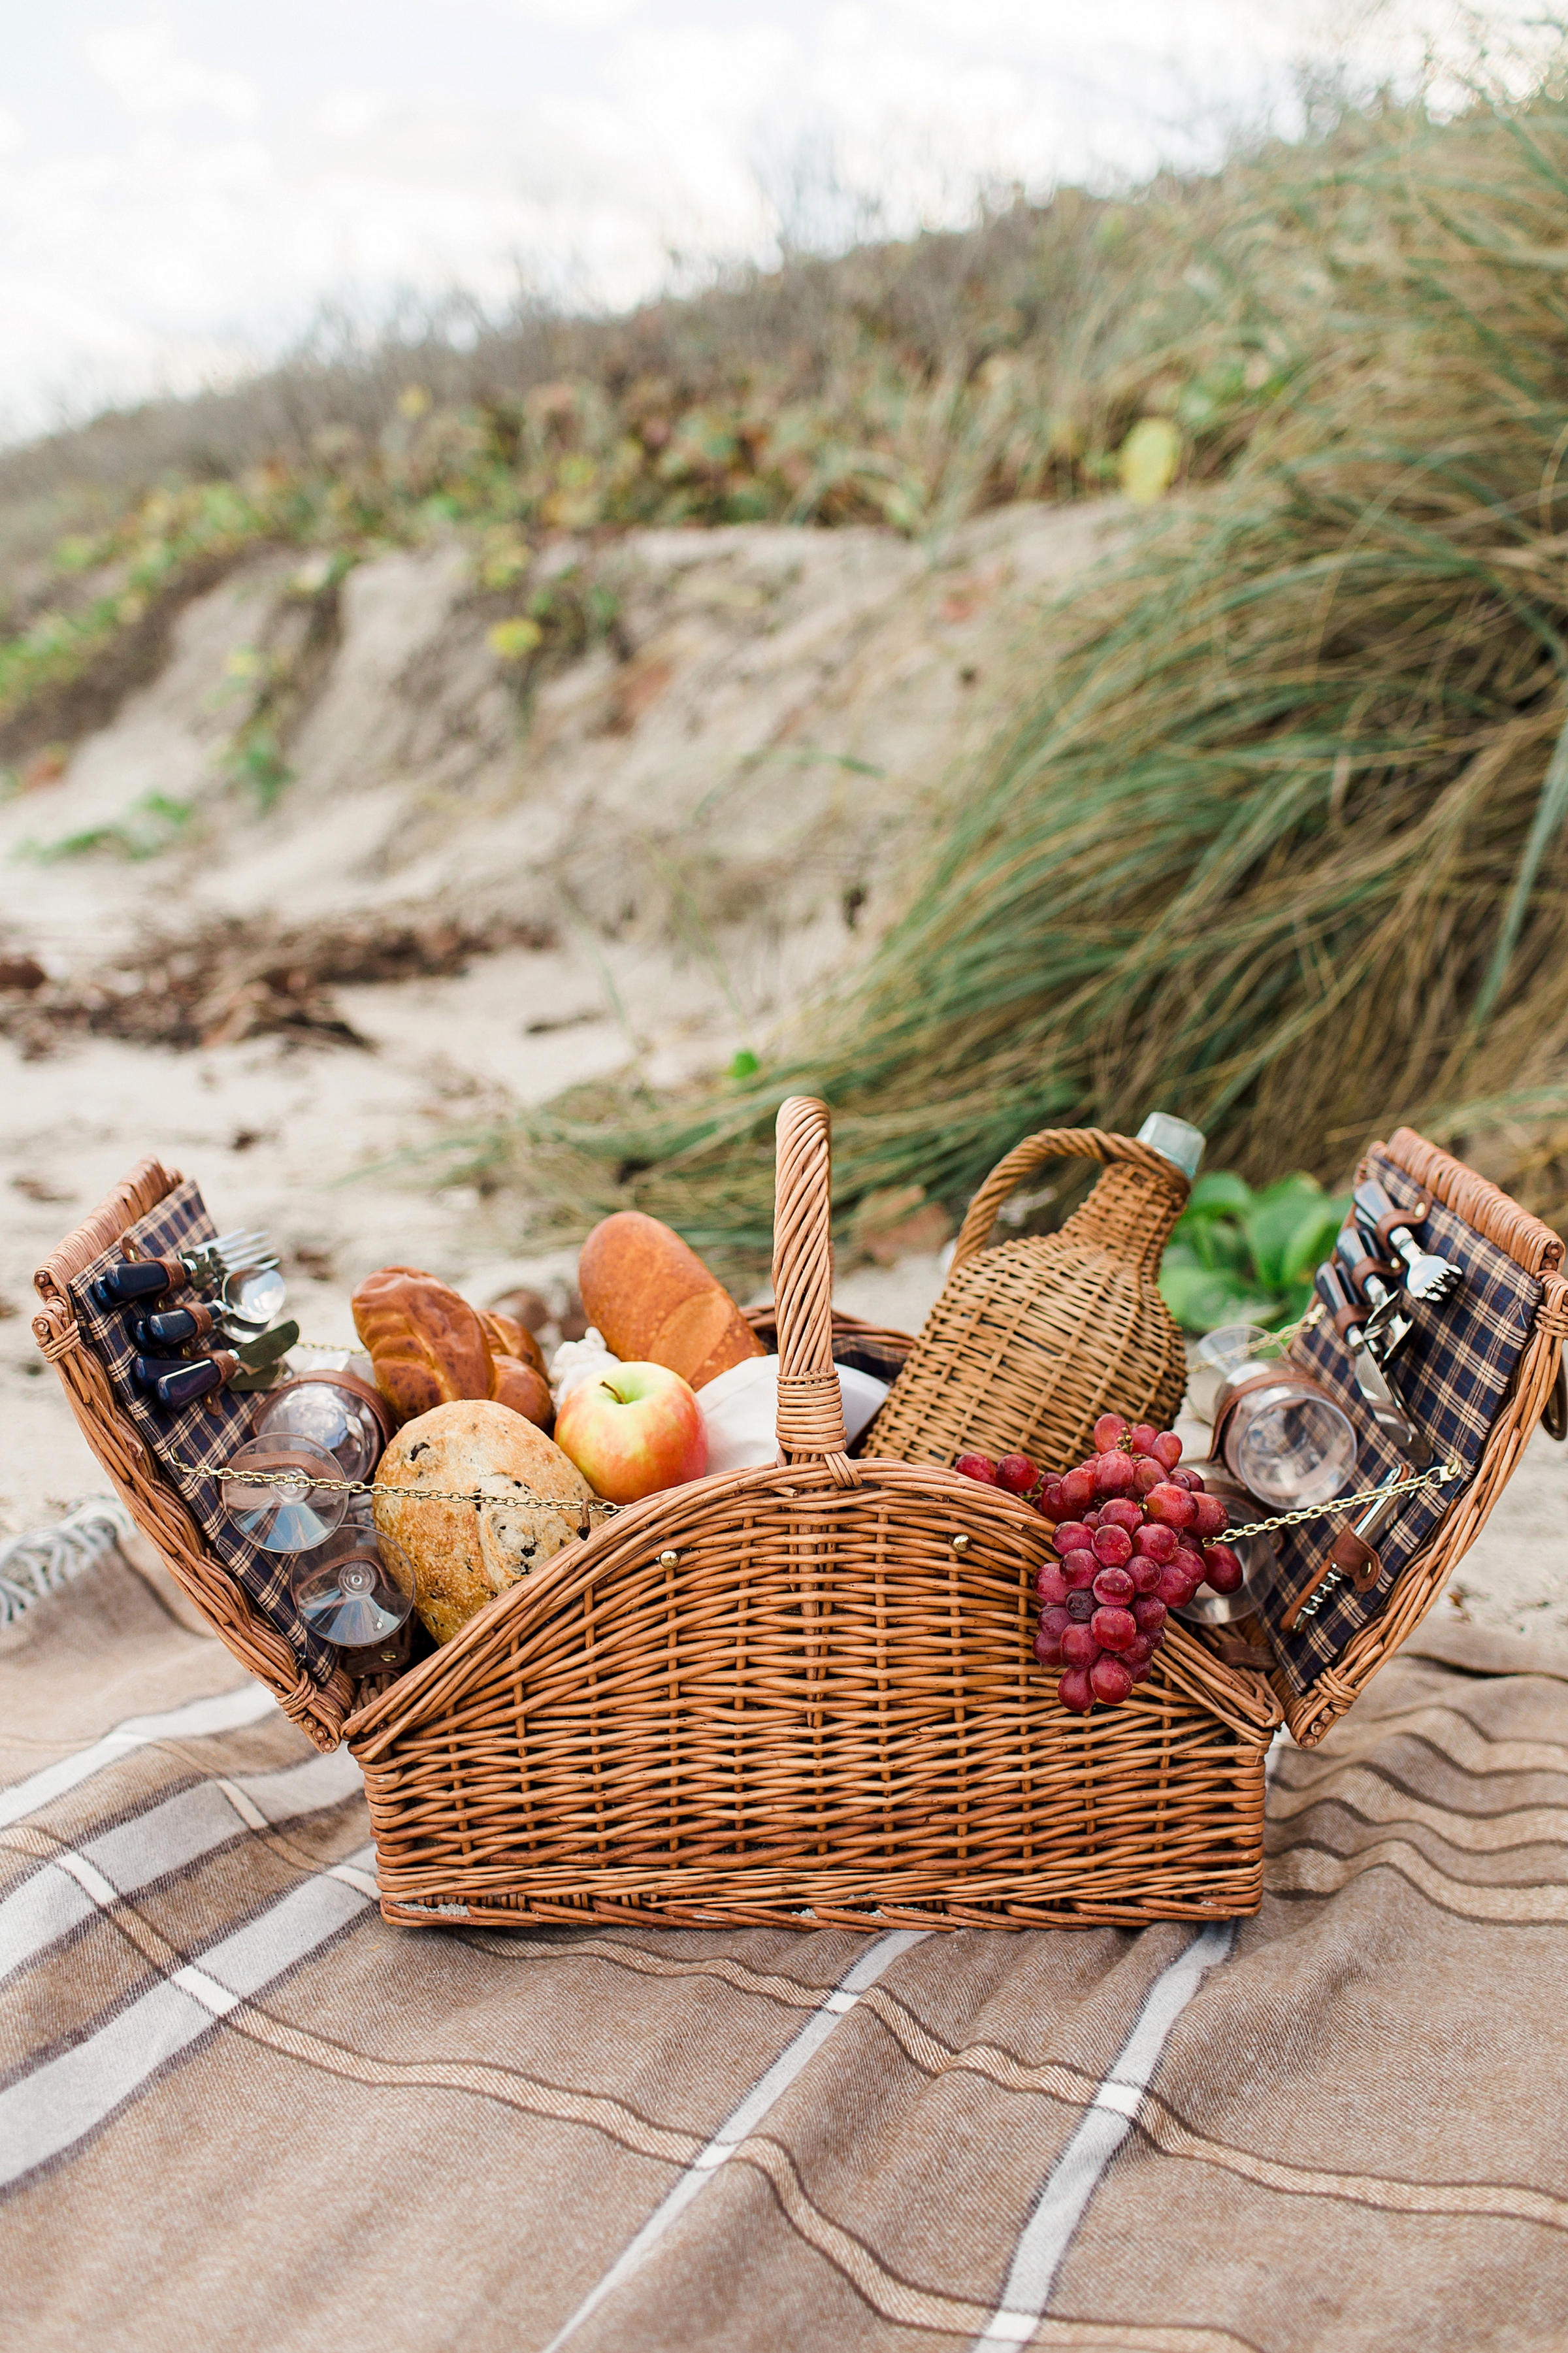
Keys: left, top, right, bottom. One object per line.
{"left": 871, "top": 1129, "right": 1190, "bottom": 1473}
{"left": 32, "top": 1113, "right": 1564, "bottom": 1923}
{"left": 346, "top": 1099, "right": 1278, "bottom": 1929}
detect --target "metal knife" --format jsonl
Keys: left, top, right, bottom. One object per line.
{"left": 91, "top": 1230, "right": 273, "bottom": 1309}
{"left": 1315, "top": 1261, "right": 1431, "bottom": 1463}
{"left": 131, "top": 1321, "right": 297, "bottom": 1409}
{"left": 1334, "top": 1225, "right": 1411, "bottom": 1359}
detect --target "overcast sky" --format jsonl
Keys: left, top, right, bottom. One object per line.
{"left": 0, "top": 1, "right": 1541, "bottom": 442}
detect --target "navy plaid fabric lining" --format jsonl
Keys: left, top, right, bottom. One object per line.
{"left": 67, "top": 1180, "right": 338, "bottom": 1684}
{"left": 1259, "top": 1147, "right": 1542, "bottom": 1695}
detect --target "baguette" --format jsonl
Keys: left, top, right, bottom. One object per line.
{"left": 578, "top": 1212, "right": 764, "bottom": 1389}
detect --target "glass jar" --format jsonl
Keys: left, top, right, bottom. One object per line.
{"left": 1212, "top": 1362, "right": 1358, "bottom": 1511}
{"left": 251, "top": 1367, "right": 391, "bottom": 1484}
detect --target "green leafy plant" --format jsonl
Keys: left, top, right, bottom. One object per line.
{"left": 1159, "top": 1171, "right": 1351, "bottom": 1332}
{"left": 13, "top": 789, "right": 195, "bottom": 864}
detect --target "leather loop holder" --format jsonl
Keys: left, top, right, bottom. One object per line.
{"left": 1330, "top": 1522, "right": 1384, "bottom": 1593}
{"left": 1373, "top": 1196, "right": 1431, "bottom": 1253}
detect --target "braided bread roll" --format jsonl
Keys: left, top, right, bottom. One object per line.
{"left": 351, "top": 1264, "right": 553, "bottom": 1430}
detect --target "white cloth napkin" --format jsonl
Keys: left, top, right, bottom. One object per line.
{"left": 549, "top": 1328, "right": 621, "bottom": 1402}
{"left": 697, "top": 1355, "right": 889, "bottom": 1476}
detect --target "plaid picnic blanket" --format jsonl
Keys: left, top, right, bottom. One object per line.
{"left": 7, "top": 1538, "right": 1568, "bottom": 2350}
{"left": 1260, "top": 1146, "right": 1543, "bottom": 1694}
{"left": 66, "top": 1179, "right": 339, "bottom": 1685}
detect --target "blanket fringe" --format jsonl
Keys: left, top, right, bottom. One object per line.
{"left": 0, "top": 1498, "right": 133, "bottom": 1626}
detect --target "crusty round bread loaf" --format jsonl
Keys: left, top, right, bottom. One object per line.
{"left": 352, "top": 1265, "right": 553, "bottom": 1430}
{"left": 578, "top": 1212, "right": 765, "bottom": 1389}
{"left": 373, "top": 1399, "right": 593, "bottom": 1645}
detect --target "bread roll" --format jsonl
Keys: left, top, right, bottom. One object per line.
{"left": 352, "top": 1264, "right": 553, "bottom": 1430}
{"left": 578, "top": 1212, "right": 764, "bottom": 1389}
{"left": 373, "top": 1400, "right": 593, "bottom": 1645}
{"left": 482, "top": 1309, "right": 547, "bottom": 1379}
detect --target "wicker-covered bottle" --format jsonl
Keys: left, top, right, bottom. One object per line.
{"left": 870, "top": 1120, "right": 1200, "bottom": 1473}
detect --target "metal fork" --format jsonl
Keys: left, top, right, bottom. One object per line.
{"left": 1353, "top": 1181, "right": 1461, "bottom": 1305}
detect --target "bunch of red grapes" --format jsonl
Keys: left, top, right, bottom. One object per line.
{"left": 956, "top": 1414, "right": 1245, "bottom": 1715}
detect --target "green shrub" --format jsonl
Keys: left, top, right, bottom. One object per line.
{"left": 1159, "top": 1172, "right": 1351, "bottom": 1332}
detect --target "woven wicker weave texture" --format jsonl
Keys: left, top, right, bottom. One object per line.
{"left": 31, "top": 1112, "right": 1561, "bottom": 1921}
{"left": 346, "top": 1098, "right": 1280, "bottom": 1931}
{"left": 870, "top": 1128, "right": 1190, "bottom": 1473}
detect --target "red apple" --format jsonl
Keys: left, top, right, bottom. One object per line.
{"left": 553, "top": 1361, "right": 706, "bottom": 1502}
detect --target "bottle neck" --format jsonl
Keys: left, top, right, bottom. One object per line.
{"left": 1059, "top": 1160, "right": 1188, "bottom": 1278}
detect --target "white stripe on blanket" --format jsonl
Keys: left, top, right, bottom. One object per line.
{"left": 0, "top": 1845, "right": 377, "bottom": 2191}
{"left": 540, "top": 1928, "right": 931, "bottom": 2352}
{"left": 0, "top": 1681, "right": 277, "bottom": 1832}
{"left": 0, "top": 1747, "right": 363, "bottom": 1984}
{"left": 970, "top": 1921, "right": 1235, "bottom": 2349}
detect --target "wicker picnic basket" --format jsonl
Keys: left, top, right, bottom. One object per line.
{"left": 29, "top": 1100, "right": 1567, "bottom": 1930}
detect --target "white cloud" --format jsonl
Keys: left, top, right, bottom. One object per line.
{"left": 78, "top": 16, "right": 263, "bottom": 123}
{"left": 0, "top": 0, "right": 1548, "bottom": 441}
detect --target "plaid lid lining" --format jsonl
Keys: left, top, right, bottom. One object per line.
{"left": 1258, "top": 1147, "right": 1542, "bottom": 1695}
{"left": 66, "top": 1179, "right": 339, "bottom": 1684}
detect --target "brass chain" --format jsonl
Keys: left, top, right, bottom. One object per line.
{"left": 179, "top": 1453, "right": 1458, "bottom": 1538}
{"left": 1226, "top": 1458, "right": 1461, "bottom": 1541}
{"left": 167, "top": 1454, "right": 617, "bottom": 1515}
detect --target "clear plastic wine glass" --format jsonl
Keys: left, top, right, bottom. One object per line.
{"left": 1187, "top": 1324, "right": 1275, "bottom": 1423}
{"left": 1219, "top": 1375, "right": 1358, "bottom": 1510}
{"left": 252, "top": 1375, "right": 385, "bottom": 1483}
{"left": 217, "top": 1433, "right": 348, "bottom": 1554}
{"left": 290, "top": 1525, "right": 414, "bottom": 1646}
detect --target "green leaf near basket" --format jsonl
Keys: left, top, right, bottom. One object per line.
{"left": 1160, "top": 1172, "right": 1350, "bottom": 1331}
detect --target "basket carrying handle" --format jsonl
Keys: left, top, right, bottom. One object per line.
{"left": 951, "top": 1127, "right": 1188, "bottom": 1274}
{"left": 772, "top": 1096, "right": 858, "bottom": 1488}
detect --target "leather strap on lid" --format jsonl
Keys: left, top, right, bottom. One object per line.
{"left": 1373, "top": 1196, "right": 1430, "bottom": 1253}
{"left": 1330, "top": 1522, "right": 1384, "bottom": 1594}
{"left": 218, "top": 1443, "right": 336, "bottom": 1487}
{"left": 1211, "top": 1368, "right": 1298, "bottom": 1468}
{"left": 1343, "top": 1247, "right": 1395, "bottom": 1294}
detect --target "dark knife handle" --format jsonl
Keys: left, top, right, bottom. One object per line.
{"left": 132, "top": 1304, "right": 219, "bottom": 1349}
{"left": 1333, "top": 1229, "right": 1369, "bottom": 1295}
{"left": 133, "top": 1352, "right": 237, "bottom": 1408}
{"left": 1335, "top": 1225, "right": 1393, "bottom": 1298}
{"left": 92, "top": 1258, "right": 184, "bottom": 1308}
{"left": 1354, "top": 1177, "right": 1422, "bottom": 1247}
{"left": 1316, "top": 1259, "right": 1364, "bottom": 1340}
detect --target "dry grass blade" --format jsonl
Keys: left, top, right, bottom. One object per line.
{"left": 516, "top": 87, "right": 1568, "bottom": 1260}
